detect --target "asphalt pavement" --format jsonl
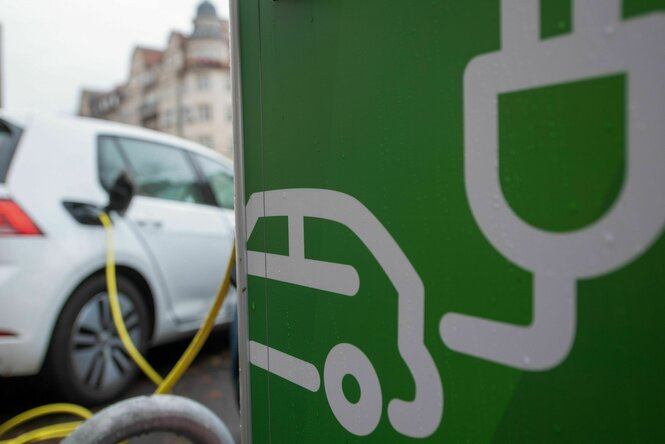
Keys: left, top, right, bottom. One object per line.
{"left": 0, "top": 328, "right": 241, "bottom": 443}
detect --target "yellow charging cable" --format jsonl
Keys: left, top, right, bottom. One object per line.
{"left": 0, "top": 404, "right": 91, "bottom": 443}
{"left": 99, "top": 212, "right": 164, "bottom": 386}
{"left": 0, "top": 212, "right": 236, "bottom": 443}
{"left": 0, "top": 422, "right": 82, "bottom": 444}
{"left": 98, "top": 211, "right": 237, "bottom": 394}
{"left": 154, "top": 236, "right": 235, "bottom": 394}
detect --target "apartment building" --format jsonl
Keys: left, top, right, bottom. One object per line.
{"left": 79, "top": 1, "right": 233, "bottom": 158}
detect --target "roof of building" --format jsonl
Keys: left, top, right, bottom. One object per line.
{"left": 191, "top": 1, "right": 225, "bottom": 39}
{"left": 196, "top": 1, "right": 217, "bottom": 18}
{"left": 169, "top": 31, "right": 186, "bottom": 43}
{"left": 135, "top": 47, "right": 164, "bottom": 67}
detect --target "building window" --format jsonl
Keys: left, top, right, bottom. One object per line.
{"left": 161, "top": 109, "right": 173, "bottom": 128}
{"left": 198, "top": 104, "right": 211, "bottom": 122}
{"left": 198, "top": 135, "right": 213, "bottom": 148}
{"left": 196, "top": 73, "right": 210, "bottom": 90}
{"left": 180, "top": 107, "right": 194, "bottom": 124}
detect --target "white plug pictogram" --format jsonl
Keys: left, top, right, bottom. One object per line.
{"left": 441, "top": 0, "right": 665, "bottom": 370}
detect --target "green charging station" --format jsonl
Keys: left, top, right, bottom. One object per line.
{"left": 230, "top": 1, "right": 665, "bottom": 442}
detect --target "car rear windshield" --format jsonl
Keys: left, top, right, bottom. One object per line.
{"left": 0, "top": 120, "right": 22, "bottom": 183}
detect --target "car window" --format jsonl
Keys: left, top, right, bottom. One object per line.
{"left": 195, "top": 155, "right": 234, "bottom": 209}
{"left": 116, "top": 137, "right": 205, "bottom": 204}
{"left": 0, "top": 121, "right": 21, "bottom": 183}
{"left": 98, "top": 136, "right": 128, "bottom": 191}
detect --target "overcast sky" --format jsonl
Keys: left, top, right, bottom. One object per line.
{"left": 0, "top": 0, "right": 230, "bottom": 114}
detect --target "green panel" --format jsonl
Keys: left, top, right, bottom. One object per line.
{"left": 624, "top": 0, "right": 665, "bottom": 17}
{"left": 342, "top": 374, "right": 361, "bottom": 404}
{"left": 246, "top": 217, "right": 289, "bottom": 255}
{"left": 237, "top": 0, "right": 665, "bottom": 442}
{"left": 541, "top": 0, "right": 572, "bottom": 39}
{"left": 237, "top": 0, "right": 270, "bottom": 441}
{"left": 499, "top": 74, "right": 625, "bottom": 232}
{"left": 493, "top": 233, "right": 665, "bottom": 443}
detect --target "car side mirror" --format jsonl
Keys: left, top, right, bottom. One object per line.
{"left": 105, "top": 171, "right": 135, "bottom": 215}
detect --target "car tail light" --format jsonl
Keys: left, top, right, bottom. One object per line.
{"left": 0, "top": 199, "right": 42, "bottom": 236}
{"left": 0, "top": 330, "right": 17, "bottom": 337}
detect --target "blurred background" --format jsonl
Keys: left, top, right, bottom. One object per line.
{"left": 0, "top": 1, "right": 241, "bottom": 442}
{"left": 0, "top": 0, "right": 233, "bottom": 157}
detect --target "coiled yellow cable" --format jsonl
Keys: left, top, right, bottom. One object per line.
{"left": 2, "top": 422, "right": 82, "bottom": 444}
{"left": 0, "top": 404, "right": 91, "bottom": 438}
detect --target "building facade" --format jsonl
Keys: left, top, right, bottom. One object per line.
{"left": 79, "top": 1, "right": 233, "bottom": 159}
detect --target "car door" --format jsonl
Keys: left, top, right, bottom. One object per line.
{"left": 110, "top": 136, "right": 234, "bottom": 325}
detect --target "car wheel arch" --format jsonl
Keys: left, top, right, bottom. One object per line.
{"left": 53, "top": 265, "right": 157, "bottom": 344}
{"left": 115, "top": 265, "right": 156, "bottom": 341}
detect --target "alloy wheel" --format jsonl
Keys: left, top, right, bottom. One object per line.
{"left": 70, "top": 292, "right": 142, "bottom": 392}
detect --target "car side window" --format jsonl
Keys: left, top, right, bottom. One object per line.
{"left": 116, "top": 137, "right": 205, "bottom": 204}
{"left": 98, "top": 136, "right": 128, "bottom": 191}
{"left": 195, "top": 155, "right": 234, "bottom": 209}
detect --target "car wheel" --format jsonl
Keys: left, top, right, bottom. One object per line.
{"left": 45, "top": 274, "right": 150, "bottom": 405}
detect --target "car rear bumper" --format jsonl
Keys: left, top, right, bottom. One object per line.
{"left": 0, "top": 237, "right": 74, "bottom": 376}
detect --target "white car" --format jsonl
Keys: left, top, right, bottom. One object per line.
{"left": 0, "top": 111, "right": 236, "bottom": 404}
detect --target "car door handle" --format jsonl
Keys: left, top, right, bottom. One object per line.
{"left": 136, "top": 219, "right": 163, "bottom": 229}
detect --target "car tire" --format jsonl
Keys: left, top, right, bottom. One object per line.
{"left": 45, "top": 274, "right": 150, "bottom": 405}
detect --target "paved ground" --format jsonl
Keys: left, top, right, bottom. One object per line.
{"left": 0, "top": 328, "right": 241, "bottom": 443}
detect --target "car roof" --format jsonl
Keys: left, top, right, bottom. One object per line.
{"left": 0, "top": 110, "right": 233, "bottom": 169}
{"left": 0, "top": 109, "right": 30, "bottom": 128}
